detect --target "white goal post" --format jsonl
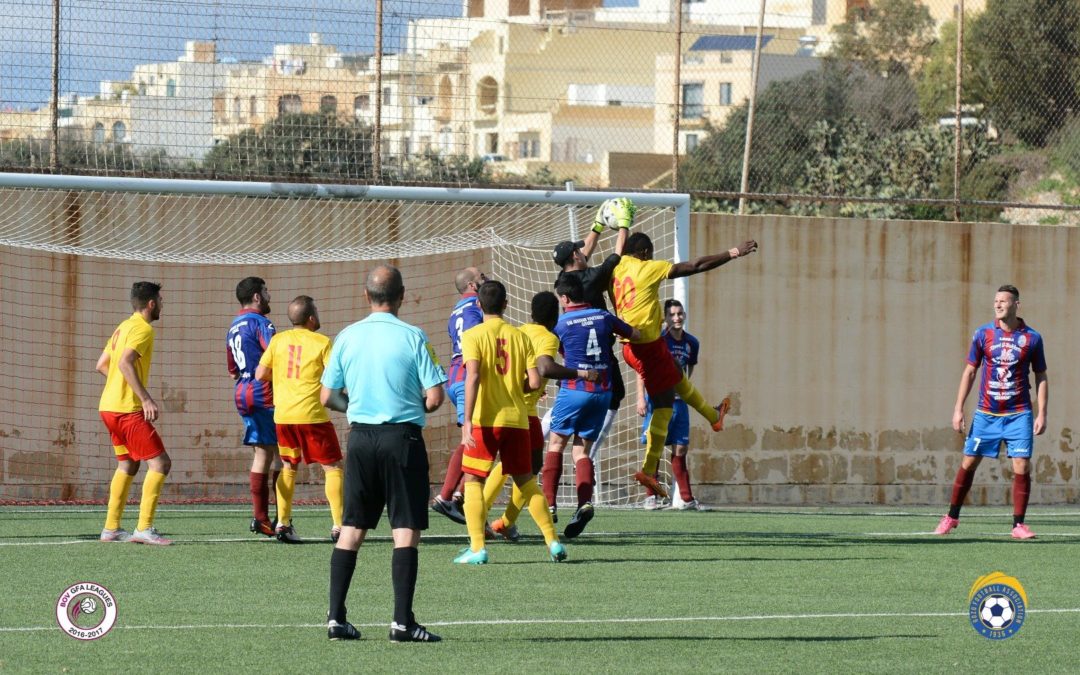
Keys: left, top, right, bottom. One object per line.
{"left": 0, "top": 172, "right": 688, "bottom": 507}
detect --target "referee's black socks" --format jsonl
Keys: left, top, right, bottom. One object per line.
{"left": 392, "top": 546, "right": 419, "bottom": 627}
{"left": 329, "top": 548, "right": 358, "bottom": 623}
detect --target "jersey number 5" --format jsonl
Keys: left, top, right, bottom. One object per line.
{"left": 495, "top": 338, "right": 510, "bottom": 375}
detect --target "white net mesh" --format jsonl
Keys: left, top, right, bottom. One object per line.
{"left": 0, "top": 179, "right": 679, "bottom": 506}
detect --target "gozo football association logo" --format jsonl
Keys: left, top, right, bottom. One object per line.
{"left": 56, "top": 582, "right": 118, "bottom": 640}
{"left": 968, "top": 572, "right": 1026, "bottom": 639}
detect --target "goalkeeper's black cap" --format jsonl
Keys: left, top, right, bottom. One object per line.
{"left": 552, "top": 240, "right": 584, "bottom": 267}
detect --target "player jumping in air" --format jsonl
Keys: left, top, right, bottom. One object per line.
{"left": 612, "top": 230, "right": 757, "bottom": 497}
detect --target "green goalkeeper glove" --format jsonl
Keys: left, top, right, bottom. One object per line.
{"left": 608, "top": 197, "right": 636, "bottom": 229}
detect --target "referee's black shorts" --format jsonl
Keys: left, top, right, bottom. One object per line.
{"left": 342, "top": 422, "right": 430, "bottom": 531}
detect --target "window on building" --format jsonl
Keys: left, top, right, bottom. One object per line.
{"left": 233, "top": 96, "right": 242, "bottom": 121}
{"left": 111, "top": 121, "right": 126, "bottom": 143}
{"left": 138, "top": 81, "right": 147, "bottom": 96}
{"left": 681, "top": 82, "right": 704, "bottom": 119}
{"left": 518, "top": 133, "right": 541, "bottom": 158}
{"left": 476, "top": 77, "right": 498, "bottom": 115}
{"left": 249, "top": 96, "right": 257, "bottom": 118}
{"left": 719, "top": 51, "right": 733, "bottom": 64}
{"left": 320, "top": 95, "right": 338, "bottom": 115}
{"left": 509, "top": 0, "right": 528, "bottom": 15}
{"left": 685, "top": 133, "right": 699, "bottom": 153}
{"left": 354, "top": 95, "right": 370, "bottom": 115}
{"left": 719, "top": 82, "right": 732, "bottom": 106}
{"left": 278, "top": 94, "right": 302, "bottom": 116}
{"left": 382, "top": 87, "right": 392, "bottom": 105}
{"left": 92, "top": 123, "right": 105, "bottom": 145}
{"left": 812, "top": 0, "right": 827, "bottom": 24}
{"left": 166, "top": 79, "right": 176, "bottom": 97}
{"left": 467, "top": 0, "right": 483, "bottom": 18}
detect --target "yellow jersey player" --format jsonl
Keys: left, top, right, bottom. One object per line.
{"left": 612, "top": 230, "right": 757, "bottom": 497}
{"left": 96, "top": 281, "right": 173, "bottom": 545}
{"left": 256, "top": 296, "right": 344, "bottom": 543}
{"left": 457, "top": 280, "right": 566, "bottom": 564}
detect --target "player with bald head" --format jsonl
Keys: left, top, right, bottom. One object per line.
{"left": 256, "top": 295, "right": 343, "bottom": 543}
{"left": 433, "top": 265, "right": 488, "bottom": 524}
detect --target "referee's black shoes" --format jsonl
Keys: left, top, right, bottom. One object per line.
{"left": 328, "top": 620, "right": 361, "bottom": 641}
{"left": 389, "top": 621, "right": 442, "bottom": 643}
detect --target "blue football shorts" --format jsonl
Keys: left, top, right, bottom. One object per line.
{"left": 549, "top": 388, "right": 612, "bottom": 442}
{"left": 241, "top": 408, "right": 277, "bottom": 446}
{"left": 447, "top": 380, "right": 466, "bottom": 426}
{"left": 639, "top": 399, "right": 690, "bottom": 446}
{"left": 964, "top": 410, "right": 1033, "bottom": 459}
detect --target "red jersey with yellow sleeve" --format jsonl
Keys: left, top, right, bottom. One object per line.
{"left": 98, "top": 313, "right": 155, "bottom": 413}
{"left": 519, "top": 322, "right": 560, "bottom": 417}
{"left": 611, "top": 256, "right": 674, "bottom": 343}
{"left": 460, "top": 318, "right": 534, "bottom": 430}
{"left": 258, "top": 328, "right": 332, "bottom": 424}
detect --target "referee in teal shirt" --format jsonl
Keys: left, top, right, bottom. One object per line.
{"left": 320, "top": 264, "right": 447, "bottom": 643}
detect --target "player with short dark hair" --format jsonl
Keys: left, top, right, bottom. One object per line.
{"left": 552, "top": 198, "right": 635, "bottom": 460}
{"left": 483, "top": 290, "right": 585, "bottom": 542}
{"left": 456, "top": 280, "right": 565, "bottom": 564}
{"left": 96, "top": 281, "right": 173, "bottom": 545}
{"left": 636, "top": 299, "right": 708, "bottom": 510}
{"left": 321, "top": 264, "right": 447, "bottom": 642}
{"left": 432, "top": 266, "right": 487, "bottom": 525}
{"left": 256, "top": 295, "right": 344, "bottom": 543}
{"left": 543, "top": 274, "right": 638, "bottom": 538}
{"left": 227, "top": 276, "right": 281, "bottom": 537}
{"left": 613, "top": 230, "right": 757, "bottom": 497}
{"left": 935, "top": 284, "right": 1047, "bottom": 540}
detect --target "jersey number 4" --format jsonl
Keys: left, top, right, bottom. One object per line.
{"left": 585, "top": 328, "right": 601, "bottom": 358}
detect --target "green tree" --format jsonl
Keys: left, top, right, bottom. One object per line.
{"left": 679, "top": 60, "right": 919, "bottom": 200}
{"left": 203, "top": 113, "right": 374, "bottom": 180}
{"left": 972, "top": 0, "right": 1080, "bottom": 146}
{"left": 831, "top": 0, "right": 937, "bottom": 77}
{"left": 387, "top": 149, "right": 488, "bottom": 184}
{"left": 916, "top": 19, "right": 993, "bottom": 120}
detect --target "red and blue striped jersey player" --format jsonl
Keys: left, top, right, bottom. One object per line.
{"left": 542, "top": 273, "right": 638, "bottom": 539}
{"left": 636, "top": 298, "right": 708, "bottom": 510}
{"left": 226, "top": 276, "right": 282, "bottom": 537}
{"left": 612, "top": 229, "right": 757, "bottom": 498}
{"left": 432, "top": 266, "right": 488, "bottom": 525}
{"left": 935, "top": 284, "right": 1048, "bottom": 540}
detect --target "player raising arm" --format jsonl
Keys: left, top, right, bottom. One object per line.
{"left": 612, "top": 230, "right": 757, "bottom": 497}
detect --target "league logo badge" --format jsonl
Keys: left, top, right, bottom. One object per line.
{"left": 968, "top": 572, "right": 1026, "bottom": 639}
{"left": 56, "top": 582, "right": 118, "bottom": 640}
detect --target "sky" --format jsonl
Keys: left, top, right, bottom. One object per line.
{"left": 0, "top": 0, "right": 464, "bottom": 108}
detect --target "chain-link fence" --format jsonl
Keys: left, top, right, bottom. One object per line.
{"left": 1, "top": 0, "right": 1077, "bottom": 223}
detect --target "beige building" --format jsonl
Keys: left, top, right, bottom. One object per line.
{"left": 655, "top": 34, "right": 820, "bottom": 155}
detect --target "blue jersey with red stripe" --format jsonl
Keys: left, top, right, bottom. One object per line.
{"left": 446, "top": 293, "right": 483, "bottom": 385}
{"left": 227, "top": 309, "right": 275, "bottom": 414}
{"left": 555, "top": 304, "right": 635, "bottom": 392}
{"left": 967, "top": 319, "right": 1046, "bottom": 414}
{"left": 664, "top": 329, "right": 699, "bottom": 400}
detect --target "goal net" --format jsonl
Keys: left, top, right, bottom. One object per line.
{"left": 0, "top": 174, "right": 687, "bottom": 507}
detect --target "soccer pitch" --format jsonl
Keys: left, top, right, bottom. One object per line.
{"left": 3, "top": 505, "right": 1080, "bottom": 673}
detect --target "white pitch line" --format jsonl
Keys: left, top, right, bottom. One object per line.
{"left": 3, "top": 608, "right": 1080, "bottom": 634}
{"left": 6, "top": 528, "right": 1080, "bottom": 546}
